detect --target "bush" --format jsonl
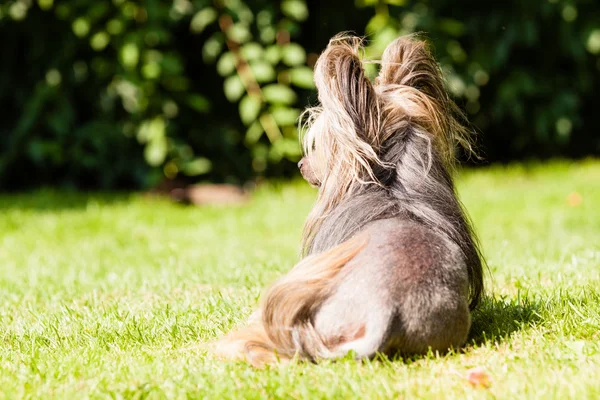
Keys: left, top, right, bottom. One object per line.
{"left": 361, "top": 0, "right": 600, "bottom": 161}
{"left": 0, "top": 0, "right": 598, "bottom": 189}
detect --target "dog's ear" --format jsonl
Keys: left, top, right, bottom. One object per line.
{"left": 313, "top": 35, "right": 380, "bottom": 143}
{"left": 376, "top": 36, "right": 446, "bottom": 102}
{"left": 374, "top": 35, "right": 472, "bottom": 165}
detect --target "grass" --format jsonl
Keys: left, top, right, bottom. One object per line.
{"left": 1, "top": 159, "right": 599, "bottom": 399}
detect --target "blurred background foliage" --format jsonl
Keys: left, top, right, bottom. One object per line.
{"left": 0, "top": 0, "right": 599, "bottom": 189}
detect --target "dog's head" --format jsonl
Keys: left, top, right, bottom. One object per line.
{"left": 299, "top": 34, "right": 472, "bottom": 192}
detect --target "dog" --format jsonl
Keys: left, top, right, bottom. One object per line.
{"left": 211, "top": 33, "right": 485, "bottom": 367}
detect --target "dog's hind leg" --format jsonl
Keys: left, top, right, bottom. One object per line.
{"left": 309, "top": 253, "right": 395, "bottom": 360}
{"left": 312, "top": 219, "right": 471, "bottom": 359}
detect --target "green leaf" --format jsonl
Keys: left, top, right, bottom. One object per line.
{"left": 239, "top": 95, "right": 262, "bottom": 125}
{"left": 282, "top": 43, "right": 306, "bottom": 66}
{"left": 260, "top": 27, "right": 276, "bottom": 44}
{"left": 270, "top": 106, "right": 300, "bottom": 126}
{"left": 245, "top": 120, "right": 264, "bottom": 144}
{"left": 269, "top": 136, "right": 302, "bottom": 161}
{"left": 202, "top": 34, "right": 224, "bottom": 63}
{"left": 250, "top": 60, "right": 275, "bottom": 83}
{"left": 447, "top": 40, "right": 467, "bottom": 63}
{"left": 182, "top": 158, "right": 212, "bottom": 175}
{"left": 142, "top": 62, "right": 160, "bottom": 80}
{"left": 141, "top": 62, "right": 161, "bottom": 79}
{"left": 217, "top": 52, "right": 236, "bottom": 77}
{"left": 145, "top": 136, "right": 167, "bottom": 167}
{"left": 227, "top": 23, "right": 252, "bottom": 43}
{"left": 289, "top": 66, "right": 314, "bottom": 89}
{"left": 88, "top": 2, "right": 109, "bottom": 19}
{"left": 439, "top": 19, "right": 466, "bottom": 37}
{"left": 45, "top": 69, "right": 62, "bottom": 86}
{"left": 587, "top": 29, "right": 600, "bottom": 54}
{"left": 356, "top": 0, "right": 379, "bottom": 7}
{"left": 281, "top": 0, "right": 309, "bottom": 22}
{"left": 120, "top": 43, "right": 139, "bottom": 68}
{"left": 264, "top": 45, "right": 281, "bottom": 65}
{"left": 72, "top": 18, "right": 90, "bottom": 37}
{"left": 54, "top": 3, "right": 70, "bottom": 19}
{"left": 144, "top": 49, "right": 163, "bottom": 63}
{"left": 241, "top": 42, "right": 264, "bottom": 60}
{"left": 384, "top": 0, "right": 406, "bottom": 5}
{"left": 223, "top": 75, "right": 245, "bottom": 102}
{"left": 262, "top": 84, "right": 297, "bottom": 105}
{"left": 368, "top": 26, "right": 399, "bottom": 56}
{"left": 106, "top": 19, "right": 123, "bottom": 35}
{"left": 273, "top": 137, "right": 302, "bottom": 158}
{"left": 38, "top": 0, "right": 54, "bottom": 11}
{"left": 139, "top": 117, "right": 167, "bottom": 167}
{"left": 137, "top": 117, "right": 164, "bottom": 143}
{"left": 190, "top": 8, "right": 217, "bottom": 34}
{"left": 366, "top": 14, "right": 388, "bottom": 35}
{"left": 237, "top": 7, "right": 254, "bottom": 24}
{"left": 187, "top": 94, "right": 211, "bottom": 113}
{"left": 256, "top": 10, "right": 273, "bottom": 28}
{"left": 160, "top": 54, "right": 184, "bottom": 75}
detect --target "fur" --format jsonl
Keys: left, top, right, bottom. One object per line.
{"left": 211, "top": 33, "right": 485, "bottom": 367}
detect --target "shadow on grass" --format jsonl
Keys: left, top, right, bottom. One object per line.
{"left": 370, "top": 294, "right": 544, "bottom": 364}
{"left": 468, "top": 294, "right": 542, "bottom": 345}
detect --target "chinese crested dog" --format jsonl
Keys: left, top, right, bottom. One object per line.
{"left": 212, "top": 33, "right": 484, "bottom": 367}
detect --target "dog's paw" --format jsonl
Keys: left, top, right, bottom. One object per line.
{"left": 209, "top": 338, "right": 249, "bottom": 362}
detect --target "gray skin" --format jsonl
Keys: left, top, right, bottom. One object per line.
{"left": 312, "top": 218, "right": 470, "bottom": 358}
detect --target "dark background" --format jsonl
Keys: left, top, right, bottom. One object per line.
{"left": 1, "top": 0, "right": 598, "bottom": 190}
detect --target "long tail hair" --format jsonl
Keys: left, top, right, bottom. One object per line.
{"left": 212, "top": 234, "right": 367, "bottom": 367}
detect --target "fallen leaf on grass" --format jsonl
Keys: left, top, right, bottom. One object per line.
{"left": 567, "top": 192, "right": 582, "bottom": 207}
{"left": 466, "top": 367, "right": 492, "bottom": 388}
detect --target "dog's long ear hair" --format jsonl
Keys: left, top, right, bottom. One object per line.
{"left": 375, "top": 34, "right": 472, "bottom": 165}
{"left": 302, "top": 36, "right": 382, "bottom": 188}
{"left": 301, "top": 35, "right": 483, "bottom": 308}
{"left": 302, "top": 34, "right": 473, "bottom": 250}
{"left": 301, "top": 35, "right": 386, "bottom": 253}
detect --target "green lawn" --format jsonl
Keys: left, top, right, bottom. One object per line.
{"left": 1, "top": 160, "right": 599, "bottom": 399}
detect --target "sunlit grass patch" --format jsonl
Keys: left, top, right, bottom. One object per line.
{"left": 0, "top": 160, "right": 599, "bottom": 398}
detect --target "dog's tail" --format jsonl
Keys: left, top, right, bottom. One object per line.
{"left": 375, "top": 35, "right": 472, "bottom": 165}
{"left": 211, "top": 234, "right": 367, "bottom": 367}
